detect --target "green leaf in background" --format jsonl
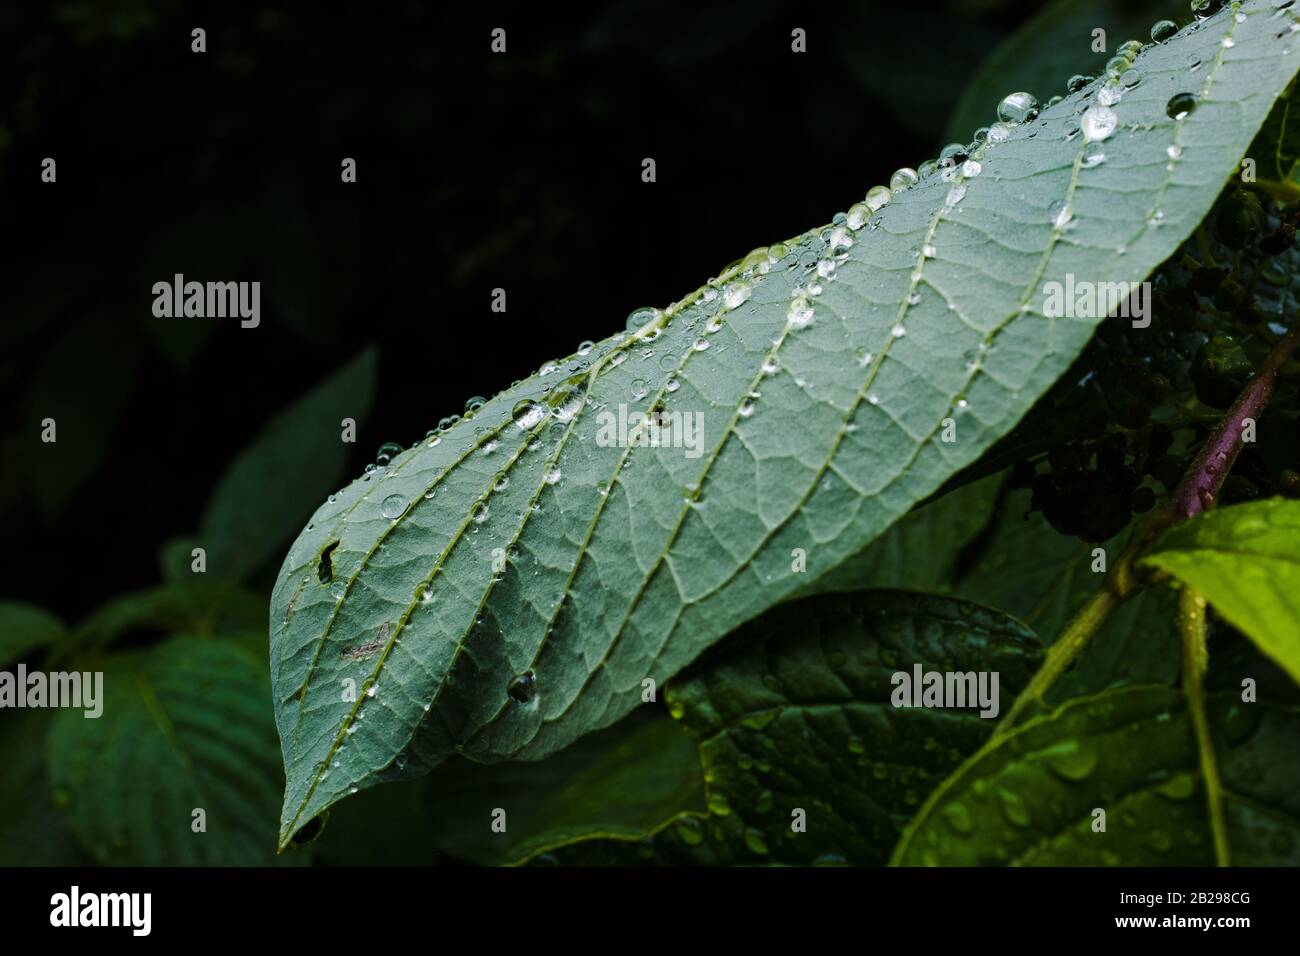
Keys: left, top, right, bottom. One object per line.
{"left": 0, "top": 708, "right": 86, "bottom": 866}
{"left": 944, "top": 0, "right": 1185, "bottom": 146}
{"left": 271, "top": 5, "right": 1299, "bottom": 845}
{"left": 892, "top": 686, "right": 1300, "bottom": 865}
{"left": 953, "top": 486, "right": 1181, "bottom": 697}
{"left": 1141, "top": 498, "right": 1300, "bottom": 685}
{"left": 799, "top": 473, "right": 1002, "bottom": 597}
{"left": 21, "top": 316, "right": 140, "bottom": 518}
{"left": 46, "top": 637, "right": 287, "bottom": 865}
{"left": 0, "top": 601, "right": 64, "bottom": 668}
{"left": 542, "top": 591, "right": 1042, "bottom": 865}
{"left": 187, "top": 347, "right": 378, "bottom": 584}
{"left": 422, "top": 709, "right": 705, "bottom": 865}
{"left": 72, "top": 580, "right": 265, "bottom": 652}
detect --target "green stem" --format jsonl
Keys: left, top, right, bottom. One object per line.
{"left": 993, "top": 589, "right": 1118, "bottom": 739}
{"left": 1178, "top": 587, "right": 1230, "bottom": 867}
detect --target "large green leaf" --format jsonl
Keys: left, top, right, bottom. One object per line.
{"left": 271, "top": 5, "right": 1300, "bottom": 844}
{"left": 1142, "top": 498, "right": 1300, "bottom": 685}
{"left": 892, "top": 686, "right": 1300, "bottom": 865}
{"left": 536, "top": 590, "right": 1042, "bottom": 865}
{"left": 47, "top": 637, "right": 286, "bottom": 865}
{"left": 0, "top": 601, "right": 64, "bottom": 668}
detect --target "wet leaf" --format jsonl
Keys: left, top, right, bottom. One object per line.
{"left": 271, "top": 5, "right": 1299, "bottom": 844}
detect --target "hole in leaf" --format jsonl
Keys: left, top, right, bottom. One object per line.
{"left": 318, "top": 541, "right": 339, "bottom": 583}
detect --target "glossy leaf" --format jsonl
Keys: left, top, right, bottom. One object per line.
{"left": 892, "top": 686, "right": 1300, "bottom": 865}
{"left": 1142, "top": 498, "right": 1300, "bottom": 685}
{"left": 271, "top": 5, "right": 1300, "bottom": 844}
{"left": 540, "top": 591, "right": 1042, "bottom": 865}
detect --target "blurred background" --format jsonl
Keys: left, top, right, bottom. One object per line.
{"left": 0, "top": 0, "right": 1183, "bottom": 866}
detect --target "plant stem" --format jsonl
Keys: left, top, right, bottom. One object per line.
{"left": 993, "top": 589, "right": 1117, "bottom": 739}
{"left": 995, "top": 319, "right": 1299, "bottom": 734}
{"left": 1178, "top": 587, "right": 1230, "bottom": 866}
{"left": 1170, "top": 320, "right": 1300, "bottom": 519}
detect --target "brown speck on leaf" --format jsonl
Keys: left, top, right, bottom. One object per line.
{"left": 340, "top": 622, "right": 389, "bottom": 661}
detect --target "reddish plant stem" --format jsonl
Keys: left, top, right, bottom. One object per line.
{"left": 1169, "top": 322, "right": 1300, "bottom": 521}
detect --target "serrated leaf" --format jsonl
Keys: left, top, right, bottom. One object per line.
{"left": 535, "top": 590, "right": 1042, "bottom": 865}
{"left": 891, "top": 686, "right": 1300, "bottom": 865}
{"left": 47, "top": 637, "right": 287, "bottom": 865}
{"left": 1141, "top": 498, "right": 1300, "bottom": 685}
{"left": 271, "top": 5, "right": 1300, "bottom": 845}
{"left": 0, "top": 601, "right": 64, "bottom": 668}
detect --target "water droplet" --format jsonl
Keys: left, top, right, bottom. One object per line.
{"left": 493, "top": 473, "right": 509, "bottom": 492}
{"left": 997, "top": 787, "right": 1031, "bottom": 827}
{"left": 868, "top": 393, "right": 880, "bottom": 405}
{"left": 511, "top": 399, "right": 546, "bottom": 430}
{"left": 723, "top": 282, "right": 752, "bottom": 309}
{"left": 665, "top": 377, "right": 681, "bottom": 392}
{"left": 942, "top": 802, "right": 974, "bottom": 835}
{"left": 1151, "top": 19, "right": 1178, "bottom": 42}
{"left": 576, "top": 339, "right": 594, "bottom": 356}
{"left": 1221, "top": 36, "right": 1236, "bottom": 48}
{"left": 962, "top": 159, "right": 982, "bottom": 177}
{"left": 738, "top": 399, "right": 756, "bottom": 418}
{"left": 1044, "top": 739, "right": 1099, "bottom": 781}
{"left": 630, "top": 378, "right": 648, "bottom": 400}
{"left": 625, "top": 306, "right": 660, "bottom": 332}
{"left": 1167, "top": 143, "right": 1183, "bottom": 160}
{"left": 987, "top": 122, "right": 1014, "bottom": 143}
{"left": 507, "top": 671, "right": 536, "bottom": 704}
{"left": 1167, "top": 92, "right": 1197, "bottom": 119}
{"left": 865, "top": 185, "right": 892, "bottom": 211}
{"left": 889, "top": 167, "right": 919, "bottom": 192}
{"left": 787, "top": 296, "right": 814, "bottom": 328}
{"left": 471, "top": 502, "right": 489, "bottom": 524}
{"left": 762, "top": 356, "right": 780, "bottom": 375}
{"left": 945, "top": 184, "right": 967, "bottom": 207}
{"left": 997, "top": 91, "right": 1040, "bottom": 124}
{"left": 375, "top": 442, "right": 403, "bottom": 466}
{"left": 692, "top": 337, "right": 710, "bottom": 351}
{"left": 1097, "top": 81, "right": 1123, "bottom": 106}
{"left": 921, "top": 243, "right": 937, "bottom": 258}
{"left": 846, "top": 202, "right": 869, "bottom": 230}
{"left": 380, "top": 494, "right": 407, "bottom": 519}
{"left": 1082, "top": 142, "right": 1107, "bottom": 167}
{"left": 464, "top": 395, "right": 486, "bottom": 415}
{"left": 1121, "top": 69, "right": 1142, "bottom": 88}
{"left": 1081, "top": 104, "right": 1118, "bottom": 141}
{"left": 891, "top": 323, "right": 907, "bottom": 338}
{"left": 1050, "top": 199, "right": 1073, "bottom": 228}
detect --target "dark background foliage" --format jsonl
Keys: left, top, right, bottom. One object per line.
{"left": 4, "top": 0, "right": 1221, "bottom": 867}
{"left": 0, "top": 0, "right": 1067, "bottom": 615}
